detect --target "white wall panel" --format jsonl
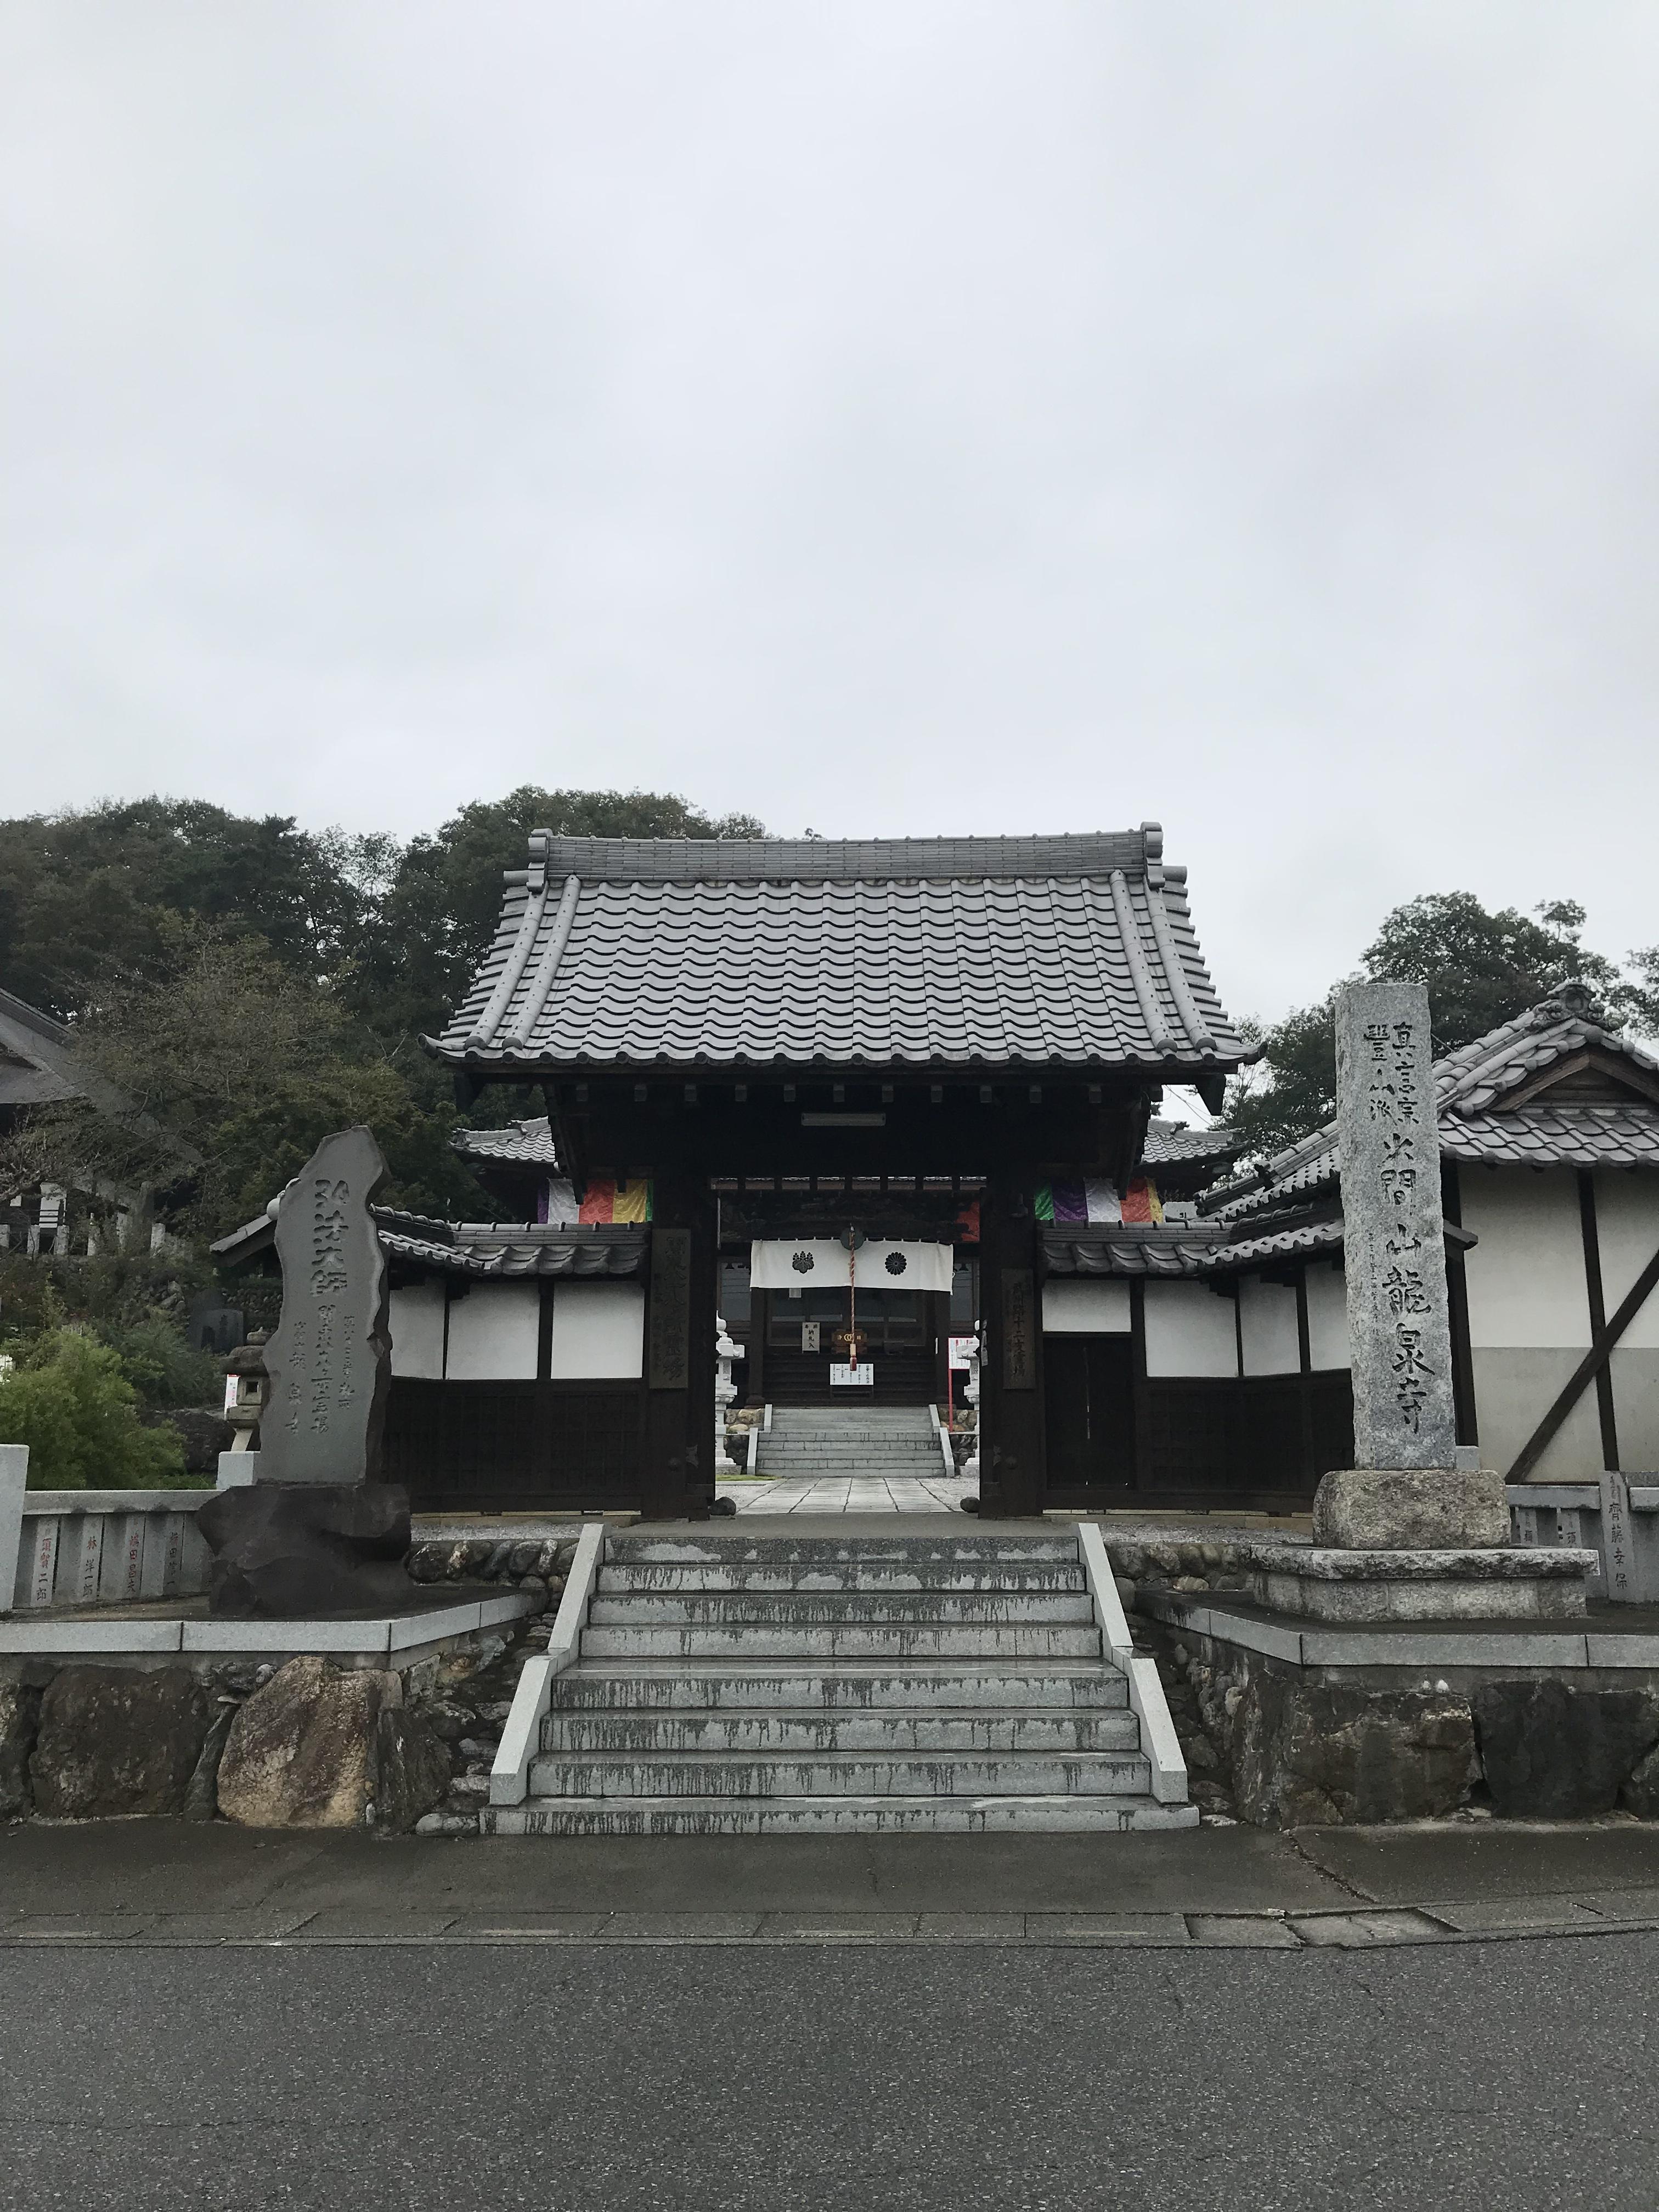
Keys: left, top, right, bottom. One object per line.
{"left": 1459, "top": 1168, "right": 1591, "bottom": 1350}
{"left": 1304, "top": 1263, "right": 1351, "bottom": 1371}
{"left": 1144, "top": 1281, "right": 1238, "bottom": 1378}
{"left": 388, "top": 1283, "right": 445, "bottom": 1379}
{"left": 1610, "top": 1351, "right": 1659, "bottom": 1473}
{"left": 1473, "top": 1348, "right": 1606, "bottom": 1479}
{"left": 1239, "top": 1277, "right": 1300, "bottom": 1376}
{"left": 1593, "top": 1169, "right": 1659, "bottom": 1351}
{"left": 444, "top": 1282, "right": 541, "bottom": 1380}
{"left": 549, "top": 1282, "right": 645, "bottom": 1378}
{"left": 1042, "top": 1279, "right": 1131, "bottom": 1334}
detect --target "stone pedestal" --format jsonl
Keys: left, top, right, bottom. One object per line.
{"left": 1229, "top": 1540, "right": 1595, "bottom": 1624}
{"left": 197, "top": 1482, "right": 413, "bottom": 1619}
{"left": 1312, "top": 1466, "right": 1510, "bottom": 1551}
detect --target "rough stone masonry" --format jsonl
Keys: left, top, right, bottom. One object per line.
{"left": 1313, "top": 981, "right": 1509, "bottom": 1549}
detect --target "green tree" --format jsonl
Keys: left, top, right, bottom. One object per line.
{"left": 0, "top": 1330, "right": 190, "bottom": 1489}
{"left": 1226, "top": 893, "right": 1642, "bottom": 1163}
{"left": 0, "top": 798, "right": 393, "bottom": 1019}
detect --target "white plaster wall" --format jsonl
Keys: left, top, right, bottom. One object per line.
{"left": 1239, "top": 1276, "right": 1300, "bottom": 1376}
{"left": 1304, "top": 1262, "right": 1351, "bottom": 1371}
{"left": 1143, "top": 1281, "right": 1238, "bottom": 1378}
{"left": 1459, "top": 1167, "right": 1591, "bottom": 1349}
{"left": 1610, "top": 1351, "right": 1659, "bottom": 1474}
{"left": 1593, "top": 1169, "right": 1659, "bottom": 1351}
{"left": 549, "top": 1282, "right": 645, "bottom": 1379}
{"left": 1042, "top": 1279, "right": 1131, "bottom": 1334}
{"left": 388, "top": 1283, "right": 445, "bottom": 1379}
{"left": 443, "top": 1281, "right": 541, "bottom": 1380}
{"left": 1473, "top": 1348, "right": 1606, "bottom": 1480}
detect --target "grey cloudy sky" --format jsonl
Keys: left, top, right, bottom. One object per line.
{"left": 3, "top": 3, "right": 1656, "bottom": 1025}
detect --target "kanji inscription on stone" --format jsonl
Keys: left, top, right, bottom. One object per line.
{"left": 1334, "top": 983, "right": 1458, "bottom": 1470}
{"left": 259, "top": 1127, "right": 392, "bottom": 1486}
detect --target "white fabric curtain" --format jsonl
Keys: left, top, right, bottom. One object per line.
{"left": 749, "top": 1239, "right": 954, "bottom": 1293}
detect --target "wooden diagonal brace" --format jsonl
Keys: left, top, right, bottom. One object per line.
{"left": 1507, "top": 1234, "right": 1659, "bottom": 1481}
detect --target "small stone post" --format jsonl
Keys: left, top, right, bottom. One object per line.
{"left": 1312, "top": 983, "right": 1508, "bottom": 1549}
{"left": 713, "top": 1315, "right": 738, "bottom": 1475}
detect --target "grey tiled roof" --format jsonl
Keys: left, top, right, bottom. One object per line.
{"left": 1043, "top": 1219, "right": 1344, "bottom": 1278}
{"left": 211, "top": 1204, "right": 644, "bottom": 1278}
{"left": 0, "top": 989, "right": 89, "bottom": 1111}
{"left": 451, "top": 1117, "right": 556, "bottom": 1165}
{"left": 1198, "top": 985, "right": 1659, "bottom": 1222}
{"left": 1142, "top": 1119, "right": 1243, "bottom": 1168}
{"left": 431, "top": 825, "right": 1248, "bottom": 1073}
{"left": 1441, "top": 1105, "right": 1659, "bottom": 1170}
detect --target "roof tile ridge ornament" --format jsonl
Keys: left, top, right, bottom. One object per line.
{"left": 464, "top": 837, "right": 552, "bottom": 1052}
{"left": 506, "top": 873, "right": 581, "bottom": 1051}
{"left": 1107, "top": 867, "right": 1176, "bottom": 1054}
{"left": 1136, "top": 828, "right": 1215, "bottom": 1059}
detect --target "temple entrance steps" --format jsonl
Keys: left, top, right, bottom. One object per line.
{"left": 483, "top": 1531, "right": 1198, "bottom": 1835}
{"left": 752, "top": 1406, "right": 944, "bottom": 1481}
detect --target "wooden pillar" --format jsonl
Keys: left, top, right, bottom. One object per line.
{"left": 930, "top": 1290, "right": 950, "bottom": 1408}
{"left": 978, "top": 1169, "right": 1046, "bottom": 1516}
{"left": 642, "top": 1166, "right": 718, "bottom": 1519}
{"left": 1441, "top": 1163, "right": 1481, "bottom": 1451}
{"left": 1129, "top": 1278, "right": 1152, "bottom": 1492}
{"left": 747, "top": 1288, "right": 769, "bottom": 1407}
{"left": 1577, "top": 1167, "right": 1621, "bottom": 1472}
{"left": 1294, "top": 1268, "right": 1317, "bottom": 1489}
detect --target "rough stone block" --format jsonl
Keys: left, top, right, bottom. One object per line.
{"left": 196, "top": 1481, "right": 414, "bottom": 1618}
{"left": 29, "top": 1665, "right": 210, "bottom": 1819}
{"left": 1473, "top": 1680, "right": 1659, "bottom": 1819}
{"left": 1312, "top": 1467, "right": 1510, "bottom": 1550}
{"left": 216, "top": 1653, "right": 447, "bottom": 1831}
{"left": 1232, "top": 1675, "right": 1476, "bottom": 1828}
{"left": 0, "top": 1681, "right": 41, "bottom": 1818}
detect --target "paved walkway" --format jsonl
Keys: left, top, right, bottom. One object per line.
{"left": 8, "top": 1817, "right": 1659, "bottom": 1950}
{"left": 716, "top": 1473, "right": 974, "bottom": 1514}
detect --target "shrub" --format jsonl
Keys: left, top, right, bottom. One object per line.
{"left": 98, "top": 1318, "right": 223, "bottom": 1409}
{"left": 0, "top": 1330, "right": 190, "bottom": 1489}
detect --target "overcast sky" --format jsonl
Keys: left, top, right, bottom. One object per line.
{"left": 3, "top": 3, "right": 1656, "bottom": 1026}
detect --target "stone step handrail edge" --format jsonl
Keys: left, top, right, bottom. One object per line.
{"left": 489, "top": 1520, "right": 607, "bottom": 1808}
{"left": 1076, "top": 1520, "right": 1188, "bottom": 1807}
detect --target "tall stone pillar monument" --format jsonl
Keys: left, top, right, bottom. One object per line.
{"left": 198, "top": 1128, "right": 416, "bottom": 1616}
{"left": 1312, "top": 983, "right": 1508, "bottom": 1549}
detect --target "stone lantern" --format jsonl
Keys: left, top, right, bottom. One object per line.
{"left": 222, "top": 1329, "right": 270, "bottom": 1452}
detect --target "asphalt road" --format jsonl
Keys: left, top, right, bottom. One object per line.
{"left": 2, "top": 1935, "right": 1654, "bottom": 2211}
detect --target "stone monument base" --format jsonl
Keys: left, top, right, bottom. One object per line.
{"left": 1227, "top": 1539, "right": 1595, "bottom": 1623}
{"left": 197, "top": 1482, "right": 416, "bottom": 1618}
{"left": 1312, "top": 1466, "right": 1510, "bottom": 1550}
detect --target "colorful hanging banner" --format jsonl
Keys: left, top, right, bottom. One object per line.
{"left": 577, "top": 1176, "right": 653, "bottom": 1224}
{"left": 1034, "top": 1178, "right": 1131, "bottom": 1226}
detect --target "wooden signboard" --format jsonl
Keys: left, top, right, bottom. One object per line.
{"left": 1001, "top": 1268, "right": 1036, "bottom": 1390}
{"left": 648, "top": 1227, "right": 692, "bottom": 1391}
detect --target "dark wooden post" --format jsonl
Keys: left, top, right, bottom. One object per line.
{"left": 642, "top": 1165, "right": 718, "bottom": 1519}
{"left": 979, "top": 1169, "right": 1047, "bottom": 1515}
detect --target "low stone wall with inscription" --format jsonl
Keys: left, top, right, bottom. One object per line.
{"left": 12, "top": 1492, "right": 214, "bottom": 1611}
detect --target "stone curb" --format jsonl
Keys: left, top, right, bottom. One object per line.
{"left": 4, "top": 1907, "right": 1659, "bottom": 1950}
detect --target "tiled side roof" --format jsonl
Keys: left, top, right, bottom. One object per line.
{"left": 451, "top": 1118, "right": 556, "bottom": 1165}
{"left": 431, "top": 825, "right": 1248, "bottom": 1073}
{"left": 1043, "top": 1219, "right": 1344, "bottom": 1278}
{"left": 1442, "top": 1105, "right": 1659, "bottom": 1169}
{"left": 1201, "top": 1131, "right": 1340, "bottom": 1223}
{"left": 1142, "top": 1119, "right": 1243, "bottom": 1168}
{"left": 1434, "top": 983, "right": 1659, "bottom": 1114}
{"left": 211, "top": 1204, "right": 644, "bottom": 1277}
{"left": 0, "top": 989, "right": 90, "bottom": 1111}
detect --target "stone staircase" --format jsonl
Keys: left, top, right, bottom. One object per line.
{"left": 482, "top": 1529, "right": 1196, "bottom": 1835}
{"left": 752, "top": 1405, "right": 944, "bottom": 1481}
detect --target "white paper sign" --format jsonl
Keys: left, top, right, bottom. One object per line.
{"left": 948, "top": 1336, "right": 977, "bottom": 1370}
{"left": 801, "top": 1322, "right": 820, "bottom": 1352}
{"left": 830, "top": 1362, "right": 874, "bottom": 1387}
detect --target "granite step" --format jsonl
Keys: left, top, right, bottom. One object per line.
{"left": 550, "top": 1661, "right": 1129, "bottom": 1711}
{"left": 526, "top": 1750, "right": 1153, "bottom": 1798}
{"left": 483, "top": 1795, "right": 1200, "bottom": 1836}
{"left": 539, "top": 1707, "right": 1143, "bottom": 1755}
{"left": 612, "top": 1537, "right": 1078, "bottom": 1565}
{"left": 596, "top": 1562, "right": 1087, "bottom": 1595}
{"left": 585, "top": 1592, "right": 1095, "bottom": 1627}
{"left": 579, "top": 1623, "right": 1103, "bottom": 1660}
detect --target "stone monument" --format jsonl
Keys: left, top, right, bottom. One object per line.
{"left": 198, "top": 1128, "right": 415, "bottom": 1617}
{"left": 1312, "top": 983, "right": 1509, "bottom": 1549}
